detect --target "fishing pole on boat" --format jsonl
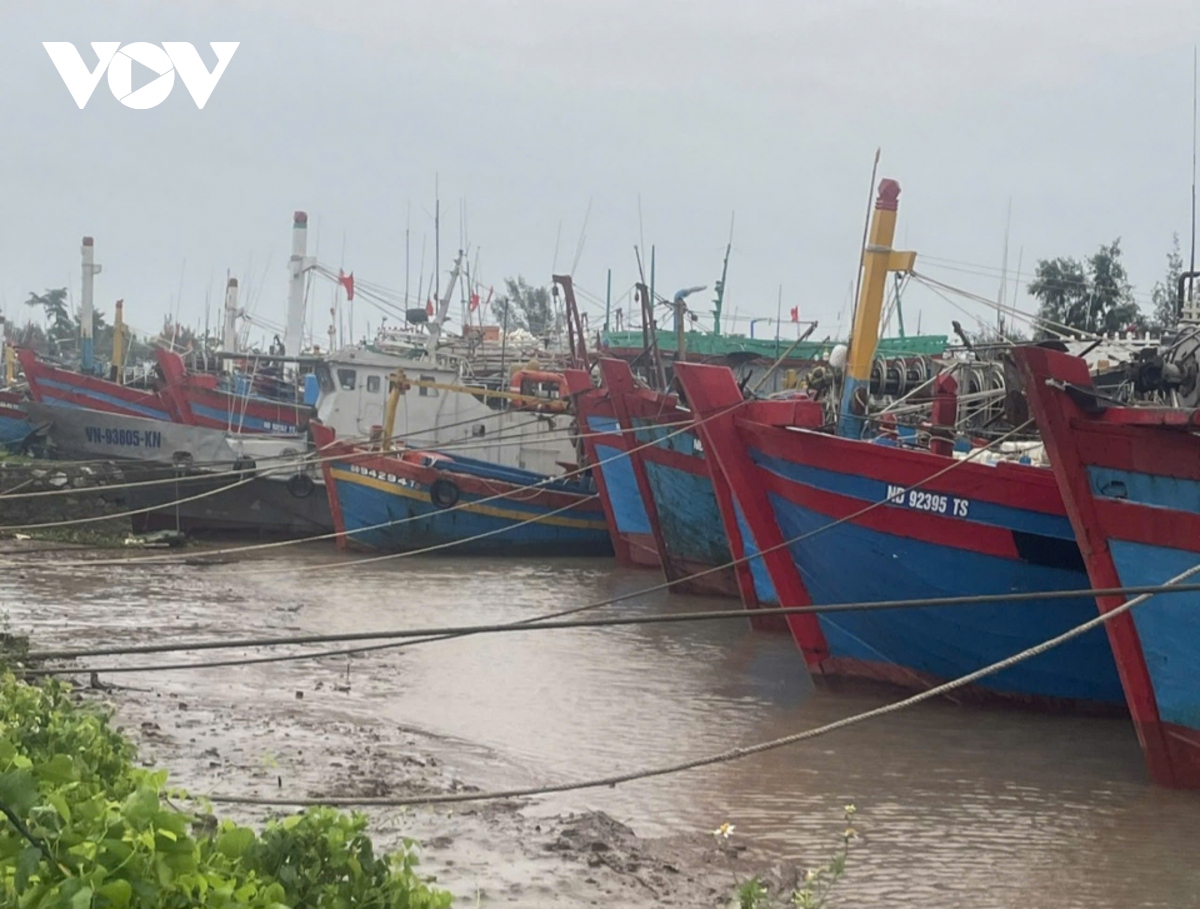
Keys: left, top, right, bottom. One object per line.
{"left": 199, "top": 560, "right": 1200, "bottom": 809}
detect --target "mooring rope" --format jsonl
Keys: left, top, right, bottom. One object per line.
{"left": 201, "top": 560, "right": 1200, "bottom": 808}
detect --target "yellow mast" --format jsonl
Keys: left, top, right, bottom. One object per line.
{"left": 837, "top": 178, "right": 916, "bottom": 438}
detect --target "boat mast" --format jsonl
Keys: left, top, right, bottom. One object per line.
{"left": 80, "top": 236, "right": 100, "bottom": 372}
{"left": 837, "top": 178, "right": 916, "bottom": 440}
{"left": 713, "top": 212, "right": 733, "bottom": 336}
{"left": 284, "top": 211, "right": 313, "bottom": 359}
{"left": 222, "top": 277, "right": 239, "bottom": 372}
{"left": 422, "top": 249, "right": 464, "bottom": 360}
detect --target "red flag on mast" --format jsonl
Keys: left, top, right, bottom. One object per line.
{"left": 789, "top": 306, "right": 799, "bottom": 322}
{"left": 338, "top": 270, "right": 355, "bottom": 301}
{"left": 426, "top": 298, "right": 435, "bottom": 317}
{"left": 469, "top": 292, "right": 480, "bottom": 312}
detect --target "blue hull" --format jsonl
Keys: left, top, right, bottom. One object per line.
{"left": 768, "top": 494, "right": 1125, "bottom": 704}
{"left": 1107, "top": 540, "right": 1200, "bottom": 731}
{"left": 0, "top": 417, "right": 34, "bottom": 448}
{"left": 641, "top": 458, "right": 731, "bottom": 570}
{"left": 329, "top": 462, "right": 612, "bottom": 557}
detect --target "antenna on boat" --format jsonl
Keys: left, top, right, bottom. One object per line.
{"left": 1190, "top": 44, "right": 1198, "bottom": 313}
{"left": 713, "top": 212, "right": 734, "bottom": 336}
{"left": 848, "top": 148, "right": 881, "bottom": 347}
{"left": 405, "top": 201, "right": 411, "bottom": 308}
{"left": 439, "top": 176, "right": 444, "bottom": 321}
{"left": 998, "top": 198, "right": 1012, "bottom": 334}
{"left": 571, "top": 197, "right": 592, "bottom": 276}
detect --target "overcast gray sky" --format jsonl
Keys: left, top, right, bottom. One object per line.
{"left": 3, "top": 0, "right": 1200, "bottom": 348}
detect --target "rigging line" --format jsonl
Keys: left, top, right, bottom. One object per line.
{"left": 22, "top": 498, "right": 608, "bottom": 673}
{"left": 217, "top": 416, "right": 1037, "bottom": 582}
{"left": 918, "top": 256, "right": 1160, "bottom": 307}
{"left": 205, "top": 560, "right": 1200, "bottom": 808}
{"left": 912, "top": 272, "right": 1087, "bottom": 340}
{"left": 916, "top": 270, "right": 1106, "bottom": 340}
{"left": 27, "top": 581, "right": 1200, "bottom": 666}
{"left": 919, "top": 278, "right": 1004, "bottom": 336}
{"left": 21, "top": 419, "right": 1041, "bottom": 665}
{"left": 4, "top": 402, "right": 746, "bottom": 570}
{"left": 0, "top": 404, "right": 646, "bottom": 503}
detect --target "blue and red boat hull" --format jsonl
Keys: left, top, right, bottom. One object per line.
{"left": 18, "top": 347, "right": 177, "bottom": 421}
{"left": 1018, "top": 345, "right": 1200, "bottom": 787}
{"left": 598, "top": 359, "right": 745, "bottom": 599}
{"left": 676, "top": 361, "right": 1126, "bottom": 709}
{"left": 155, "top": 349, "right": 309, "bottom": 435}
{"left": 318, "top": 432, "right": 612, "bottom": 557}
{"left": 564, "top": 368, "right": 659, "bottom": 568}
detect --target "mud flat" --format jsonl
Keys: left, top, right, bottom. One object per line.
{"left": 78, "top": 670, "right": 786, "bottom": 907}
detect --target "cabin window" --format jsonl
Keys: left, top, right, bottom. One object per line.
{"left": 367, "top": 375, "right": 381, "bottom": 394}
{"left": 315, "top": 365, "right": 335, "bottom": 393}
{"left": 419, "top": 374, "right": 438, "bottom": 397}
{"left": 337, "top": 368, "right": 356, "bottom": 391}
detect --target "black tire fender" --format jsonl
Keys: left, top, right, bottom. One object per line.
{"left": 429, "top": 477, "right": 460, "bottom": 509}
{"left": 286, "top": 472, "right": 315, "bottom": 498}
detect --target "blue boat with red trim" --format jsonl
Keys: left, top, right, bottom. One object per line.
{"left": 314, "top": 421, "right": 612, "bottom": 556}
{"left": 670, "top": 176, "right": 1124, "bottom": 710}
{"left": 596, "top": 358, "right": 749, "bottom": 599}
{"left": 564, "top": 368, "right": 660, "bottom": 568}
{"left": 1018, "top": 344, "right": 1200, "bottom": 787}
{"left": 677, "top": 360, "right": 1126, "bottom": 708}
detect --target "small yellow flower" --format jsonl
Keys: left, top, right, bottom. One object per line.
{"left": 844, "top": 827, "right": 858, "bottom": 840}
{"left": 712, "top": 822, "right": 735, "bottom": 840}
{"left": 844, "top": 804, "right": 857, "bottom": 816}
{"left": 804, "top": 868, "right": 819, "bottom": 883}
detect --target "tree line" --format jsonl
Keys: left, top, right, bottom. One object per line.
{"left": 1027, "top": 235, "right": 1189, "bottom": 339}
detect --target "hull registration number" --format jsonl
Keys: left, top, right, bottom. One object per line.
{"left": 886, "top": 484, "right": 970, "bottom": 518}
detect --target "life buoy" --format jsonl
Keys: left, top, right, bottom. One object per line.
{"left": 429, "top": 478, "right": 460, "bottom": 509}
{"left": 286, "top": 473, "right": 315, "bottom": 498}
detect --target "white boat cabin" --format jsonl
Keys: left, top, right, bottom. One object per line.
{"left": 313, "top": 346, "right": 579, "bottom": 476}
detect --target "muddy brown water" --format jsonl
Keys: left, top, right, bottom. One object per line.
{"left": 4, "top": 545, "right": 1200, "bottom": 907}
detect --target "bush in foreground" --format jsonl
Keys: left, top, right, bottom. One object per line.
{"left": 0, "top": 672, "right": 452, "bottom": 908}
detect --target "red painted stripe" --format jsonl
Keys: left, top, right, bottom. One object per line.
{"left": 738, "top": 420, "right": 1068, "bottom": 517}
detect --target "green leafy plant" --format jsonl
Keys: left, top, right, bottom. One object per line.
{"left": 789, "top": 805, "right": 857, "bottom": 909}
{"left": 721, "top": 806, "right": 859, "bottom": 909}
{"left": 0, "top": 672, "right": 452, "bottom": 907}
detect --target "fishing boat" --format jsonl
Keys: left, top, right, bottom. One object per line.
{"left": 313, "top": 372, "right": 611, "bottom": 556}
{"left": 1016, "top": 344, "right": 1200, "bottom": 787}
{"left": 153, "top": 347, "right": 309, "bottom": 435}
{"left": 670, "top": 178, "right": 1125, "bottom": 709}
{"left": 597, "top": 358, "right": 743, "bottom": 597}
{"left": 17, "top": 347, "right": 178, "bottom": 423}
{"left": 563, "top": 368, "right": 660, "bottom": 568}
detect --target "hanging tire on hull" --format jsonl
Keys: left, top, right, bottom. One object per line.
{"left": 429, "top": 478, "right": 460, "bottom": 509}
{"left": 286, "top": 472, "right": 315, "bottom": 498}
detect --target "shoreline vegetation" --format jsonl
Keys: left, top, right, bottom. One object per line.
{"left": 2, "top": 621, "right": 855, "bottom": 908}
{"left": 0, "top": 666, "right": 455, "bottom": 908}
